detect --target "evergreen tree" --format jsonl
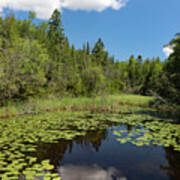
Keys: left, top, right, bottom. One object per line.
{"left": 48, "top": 9, "right": 64, "bottom": 47}
{"left": 46, "top": 9, "right": 65, "bottom": 85}
{"left": 164, "top": 34, "right": 180, "bottom": 104}
{"left": 92, "top": 38, "right": 105, "bottom": 65}
{"left": 86, "top": 41, "right": 90, "bottom": 55}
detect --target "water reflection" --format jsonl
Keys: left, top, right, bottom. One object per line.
{"left": 161, "top": 148, "right": 180, "bottom": 180}
{"left": 30, "top": 124, "right": 180, "bottom": 180}
{"left": 59, "top": 165, "right": 127, "bottom": 180}
{"left": 32, "top": 129, "right": 108, "bottom": 169}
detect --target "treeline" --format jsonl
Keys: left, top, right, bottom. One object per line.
{"left": 0, "top": 10, "right": 179, "bottom": 104}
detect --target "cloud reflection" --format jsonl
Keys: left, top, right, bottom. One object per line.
{"left": 59, "top": 164, "right": 127, "bottom": 180}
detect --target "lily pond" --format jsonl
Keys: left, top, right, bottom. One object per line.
{"left": 0, "top": 108, "right": 180, "bottom": 180}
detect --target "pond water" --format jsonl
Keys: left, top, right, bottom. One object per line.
{"left": 1, "top": 111, "right": 180, "bottom": 179}
{"left": 31, "top": 124, "right": 180, "bottom": 180}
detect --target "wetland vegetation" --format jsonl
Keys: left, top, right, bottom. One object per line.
{"left": 0, "top": 95, "right": 180, "bottom": 179}
{"left": 0, "top": 9, "right": 180, "bottom": 180}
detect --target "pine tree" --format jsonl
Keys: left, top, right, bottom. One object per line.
{"left": 48, "top": 9, "right": 64, "bottom": 46}
{"left": 86, "top": 41, "right": 90, "bottom": 55}
{"left": 92, "top": 38, "right": 105, "bottom": 65}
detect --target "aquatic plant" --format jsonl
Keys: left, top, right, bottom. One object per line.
{"left": 113, "top": 116, "right": 180, "bottom": 151}
{"left": 0, "top": 95, "right": 179, "bottom": 179}
{"left": 0, "top": 111, "right": 110, "bottom": 179}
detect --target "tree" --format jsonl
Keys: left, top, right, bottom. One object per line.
{"left": 48, "top": 9, "right": 64, "bottom": 48}
{"left": 92, "top": 38, "right": 105, "bottom": 65}
{"left": 81, "top": 66, "right": 106, "bottom": 96}
{"left": 0, "top": 38, "right": 49, "bottom": 102}
{"left": 29, "top": 11, "right": 36, "bottom": 21}
{"left": 86, "top": 41, "right": 90, "bottom": 55}
{"left": 164, "top": 34, "right": 180, "bottom": 104}
{"left": 46, "top": 9, "right": 66, "bottom": 85}
{"left": 0, "top": 14, "right": 20, "bottom": 47}
{"left": 140, "top": 57, "right": 163, "bottom": 95}
{"left": 127, "top": 55, "right": 142, "bottom": 91}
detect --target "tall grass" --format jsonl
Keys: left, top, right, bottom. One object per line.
{"left": 0, "top": 94, "right": 153, "bottom": 118}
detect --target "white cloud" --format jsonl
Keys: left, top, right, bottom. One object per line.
{"left": 0, "top": 0, "right": 128, "bottom": 19}
{"left": 62, "top": 0, "right": 127, "bottom": 12}
{"left": 0, "top": 0, "right": 62, "bottom": 19}
{"left": 163, "top": 45, "right": 174, "bottom": 57}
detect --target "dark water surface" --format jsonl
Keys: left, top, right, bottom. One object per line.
{"left": 31, "top": 124, "right": 180, "bottom": 180}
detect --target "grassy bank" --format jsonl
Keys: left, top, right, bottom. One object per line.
{"left": 0, "top": 94, "right": 153, "bottom": 118}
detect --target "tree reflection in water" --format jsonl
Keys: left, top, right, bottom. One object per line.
{"left": 31, "top": 129, "right": 108, "bottom": 170}
{"left": 161, "top": 148, "right": 180, "bottom": 180}
{"left": 30, "top": 125, "right": 180, "bottom": 180}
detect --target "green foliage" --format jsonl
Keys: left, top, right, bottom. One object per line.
{"left": 47, "top": 9, "right": 65, "bottom": 60}
{"left": 28, "top": 11, "right": 36, "bottom": 21}
{"left": 0, "top": 38, "right": 49, "bottom": 102}
{"left": 0, "top": 10, "right": 178, "bottom": 105}
{"left": 141, "top": 57, "right": 163, "bottom": 95}
{"left": 92, "top": 38, "right": 105, "bottom": 65}
{"left": 164, "top": 34, "right": 180, "bottom": 104}
{"left": 81, "top": 66, "right": 106, "bottom": 96}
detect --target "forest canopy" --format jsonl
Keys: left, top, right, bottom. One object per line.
{"left": 0, "top": 10, "right": 179, "bottom": 105}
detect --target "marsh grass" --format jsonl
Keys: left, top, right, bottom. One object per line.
{"left": 0, "top": 94, "right": 153, "bottom": 118}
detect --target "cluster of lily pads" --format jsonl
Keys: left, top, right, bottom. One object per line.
{"left": 112, "top": 114, "right": 180, "bottom": 151}
{"left": 0, "top": 106, "right": 179, "bottom": 179}
{"left": 0, "top": 111, "right": 110, "bottom": 180}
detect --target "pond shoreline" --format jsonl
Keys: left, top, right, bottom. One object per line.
{"left": 0, "top": 94, "right": 179, "bottom": 120}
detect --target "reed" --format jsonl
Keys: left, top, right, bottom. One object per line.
{"left": 0, "top": 94, "right": 154, "bottom": 119}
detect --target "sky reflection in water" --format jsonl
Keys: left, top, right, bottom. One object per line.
{"left": 32, "top": 125, "right": 180, "bottom": 180}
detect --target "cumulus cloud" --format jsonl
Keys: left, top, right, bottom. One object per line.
{"left": 0, "top": 0, "right": 62, "bottom": 19}
{"left": 163, "top": 45, "right": 174, "bottom": 57}
{"left": 62, "top": 0, "right": 127, "bottom": 12}
{"left": 0, "top": 0, "right": 128, "bottom": 19}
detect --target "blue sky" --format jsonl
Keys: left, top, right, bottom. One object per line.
{"left": 1, "top": 0, "right": 180, "bottom": 60}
